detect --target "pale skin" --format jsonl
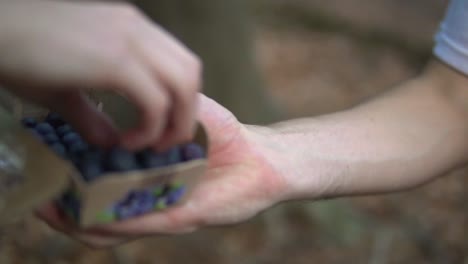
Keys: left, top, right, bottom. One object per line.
{"left": 37, "top": 59, "right": 468, "bottom": 248}
{"left": 0, "top": 0, "right": 202, "bottom": 151}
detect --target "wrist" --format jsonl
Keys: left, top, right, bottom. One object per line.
{"left": 243, "top": 122, "right": 335, "bottom": 203}
{"left": 242, "top": 124, "right": 301, "bottom": 203}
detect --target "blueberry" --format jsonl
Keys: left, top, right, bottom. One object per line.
{"left": 137, "top": 149, "right": 167, "bottom": 169}
{"left": 181, "top": 143, "right": 206, "bottom": 161}
{"left": 165, "top": 147, "right": 182, "bottom": 166}
{"left": 117, "top": 191, "right": 156, "bottom": 219}
{"left": 77, "top": 157, "right": 103, "bottom": 182}
{"left": 104, "top": 147, "right": 138, "bottom": 172}
{"left": 56, "top": 124, "right": 73, "bottom": 137}
{"left": 115, "top": 202, "right": 139, "bottom": 220}
{"left": 62, "top": 132, "right": 81, "bottom": 145}
{"left": 135, "top": 190, "right": 156, "bottom": 215}
{"left": 124, "top": 190, "right": 140, "bottom": 203}
{"left": 21, "top": 117, "right": 37, "bottom": 128}
{"left": 68, "top": 141, "right": 88, "bottom": 155}
{"left": 45, "top": 112, "right": 65, "bottom": 127}
{"left": 43, "top": 133, "right": 60, "bottom": 144}
{"left": 50, "top": 143, "right": 67, "bottom": 157}
{"left": 166, "top": 186, "right": 186, "bottom": 205}
{"left": 114, "top": 192, "right": 141, "bottom": 220}
{"left": 35, "top": 122, "right": 54, "bottom": 134}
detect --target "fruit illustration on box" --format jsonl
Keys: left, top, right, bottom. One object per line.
{"left": 21, "top": 112, "right": 207, "bottom": 226}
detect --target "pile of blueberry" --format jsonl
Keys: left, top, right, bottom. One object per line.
{"left": 21, "top": 113, "right": 206, "bottom": 182}
{"left": 21, "top": 112, "right": 206, "bottom": 223}
{"left": 58, "top": 182, "right": 187, "bottom": 223}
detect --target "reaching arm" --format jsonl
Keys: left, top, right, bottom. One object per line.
{"left": 258, "top": 59, "right": 468, "bottom": 200}
{"left": 0, "top": 0, "right": 201, "bottom": 150}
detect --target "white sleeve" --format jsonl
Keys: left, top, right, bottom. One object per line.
{"left": 433, "top": 0, "right": 468, "bottom": 75}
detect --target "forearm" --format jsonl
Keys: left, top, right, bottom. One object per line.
{"left": 253, "top": 59, "right": 468, "bottom": 201}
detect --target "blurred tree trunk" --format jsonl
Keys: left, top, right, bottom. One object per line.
{"left": 134, "top": 0, "right": 283, "bottom": 124}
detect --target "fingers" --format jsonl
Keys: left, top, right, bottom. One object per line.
{"left": 50, "top": 91, "right": 119, "bottom": 147}
{"left": 107, "top": 56, "right": 170, "bottom": 151}
{"left": 135, "top": 21, "right": 202, "bottom": 150}
{"left": 138, "top": 21, "right": 202, "bottom": 150}
{"left": 86, "top": 3, "right": 202, "bottom": 150}
{"left": 100, "top": 16, "right": 202, "bottom": 151}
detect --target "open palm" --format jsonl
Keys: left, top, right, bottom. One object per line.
{"left": 37, "top": 94, "right": 287, "bottom": 247}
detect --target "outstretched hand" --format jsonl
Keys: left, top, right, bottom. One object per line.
{"left": 37, "top": 94, "right": 289, "bottom": 248}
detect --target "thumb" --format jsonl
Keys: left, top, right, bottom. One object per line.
{"left": 197, "top": 93, "right": 240, "bottom": 133}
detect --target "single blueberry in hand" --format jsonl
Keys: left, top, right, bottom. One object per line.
{"left": 45, "top": 112, "right": 65, "bottom": 127}
{"left": 21, "top": 117, "right": 37, "bottom": 128}
{"left": 181, "top": 143, "right": 206, "bottom": 161}
{"left": 104, "top": 147, "right": 138, "bottom": 172}
{"left": 56, "top": 124, "right": 73, "bottom": 137}
{"left": 137, "top": 149, "right": 167, "bottom": 169}
{"left": 35, "top": 122, "right": 54, "bottom": 135}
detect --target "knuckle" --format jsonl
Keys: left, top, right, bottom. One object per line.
{"left": 101, "top": 46, "right": 131, "bottom": 80}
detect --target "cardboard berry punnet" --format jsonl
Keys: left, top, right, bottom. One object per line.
{"left": 0, "top": 93, "right": 208, "bottom": 228}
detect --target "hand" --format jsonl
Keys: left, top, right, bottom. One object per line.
{"left": 0, "top": 0, "right": 201, "bottom": 149}
{"left": 37, "top": 94, "right": 289, "bottom": 248}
